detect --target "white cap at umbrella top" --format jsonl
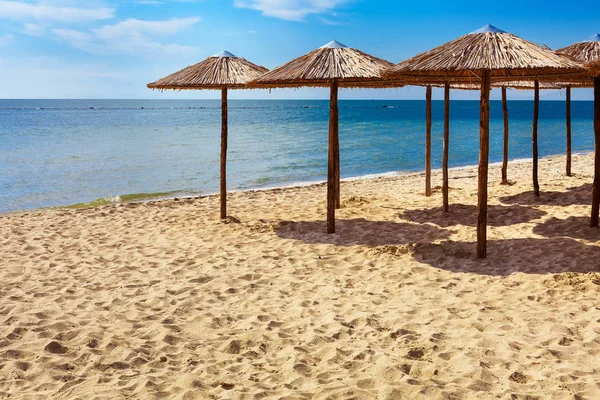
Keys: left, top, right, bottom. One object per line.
{"left": 471, "top": 24, "right": 507, "bottom": 34}
{"left": 582, "top": 33, "right": 600, "bottom": 42}
{"left": 320, "top": 40, "right": 348, "bottom": 49}
{"left": 211, "top": 50, "right": 238, "bottom": 58}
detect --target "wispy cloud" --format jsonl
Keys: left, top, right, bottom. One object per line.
{"left": 234, "top": 0, "right": 352, "bottom": 21}
{"left": 319, "top": 16, "right": 340, "bottom": 25}
{"left": 0, "top": 1, "right": 114, "bottom": 23}
{"left": 52, "top": 17, "right": 201, "bottom": 57}
{"left": 134, "top": 0, "right": 205, "bottom": 4}
{"left": 94, "top": 17, "right": 201, "bottom": 39}
{"left": 22, "top": 22, "right": 45, "bottom": 36}
{"left": 0, "top": 33, "right": 14, "bottom": 46}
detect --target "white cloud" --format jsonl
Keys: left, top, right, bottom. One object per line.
{"left": 93, "top": 17, "right": 201, "bottom": 40}
{"left": 234, "top": 0, "right": 351, "bottom": 21}
{"left": 53, "top": 28, "right": 96, "bottom": 50}
{"left": 318, "top": 16, "right": 339, "bottom": 25}
{"left": 22, "top": 22, "right": 45, "bottom": 36}
{"left": 0, "top": 33, "right": 14, "bottom": 46}
{"left": 52, "top": 17, "right": 201, "bottom": 56}
{"left": 134, "top": 0, "right": 206, "bottom": 4}
{"left": 0, "top": 1, "right": 114, "bottom": 23}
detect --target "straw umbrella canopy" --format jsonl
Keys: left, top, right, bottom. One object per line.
{"left": 557, "top": 34, "right": 600, "bottom": 227}
{"left": 249, "top": 40, "right": 402, "bottom": 234}
{"left": 147, "top": 51, "right": 268, "bottom": 220}
{"left": 385, "top": 24, "right": 585, "bottom": 258}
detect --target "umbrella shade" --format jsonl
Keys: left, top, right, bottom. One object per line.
{"left": 147, "top": 51, "right": 268, "bottom": 220}
{"left": 385, "top": 24, "right": 585, "bottom": 83}
{"left": 147, "top": 51, "right": 268, "bottom": 90}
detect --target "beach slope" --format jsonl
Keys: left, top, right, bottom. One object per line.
{"left": 1, "top": 153, "right": 599, "bottom": 399}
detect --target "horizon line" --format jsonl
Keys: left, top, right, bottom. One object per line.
{"left": 0, "top": 98, "right": 591, "bottom": 101}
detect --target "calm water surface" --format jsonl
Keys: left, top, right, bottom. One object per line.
{"left": 0, "top": 99, "right": 594, "bottom": 213}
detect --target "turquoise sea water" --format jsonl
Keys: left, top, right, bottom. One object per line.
{"left": 0, "top": 99, "right": 595, "bottom": 214}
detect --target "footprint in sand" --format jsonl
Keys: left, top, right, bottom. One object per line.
{"left": 44, "top": 341, "right": 68, "bottom": 354}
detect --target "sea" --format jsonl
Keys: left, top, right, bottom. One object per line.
{"left": 0, "top": 99, "right": 595, "bottom": 214}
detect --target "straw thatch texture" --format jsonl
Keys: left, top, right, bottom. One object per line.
{"left": 557, "top": 35, "right": 600, "bottom": 77}
{"left": 385, "top": 26, "right": 585, "bottom": 83}
{"left": 494, "top": 80, "right": 593, "bottom": 89}
{"left": 147, "top": 54, "right": 268, "bottom": 90}
{"left": 421, "top": 82, "right": 479, "bottom": 90}
{"left": 250, "top": 42, "right": 402, "bottom": 88}
{"left": 415, "top": 81, "right": 588, "bottom": 91}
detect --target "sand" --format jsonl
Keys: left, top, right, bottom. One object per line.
{"left": 1, "top": 153, "right": 599, "bottom": 399}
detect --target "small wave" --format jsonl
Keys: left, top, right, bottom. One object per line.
{"left": 64, "top": 191, "right": 186, "bottom": 209}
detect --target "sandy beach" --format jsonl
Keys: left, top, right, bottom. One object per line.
{"left": 1, "top": 153, "right": 599, "bottom": 399}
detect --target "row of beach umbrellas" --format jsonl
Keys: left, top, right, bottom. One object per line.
{"left": 148, "top": 25, "right": 600, "bottom": 259}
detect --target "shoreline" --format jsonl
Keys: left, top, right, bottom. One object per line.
{"left": 2, "top": 150, "right": 591, "bottom": 217}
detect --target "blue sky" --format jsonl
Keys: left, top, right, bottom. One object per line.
{"left": 0, "top": 0, "right": 598, "bottom": 99}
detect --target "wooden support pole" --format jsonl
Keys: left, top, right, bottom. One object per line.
{"left": 425, "top": 86, "right": 432, "bottom": 197}
{"left": 591, "top": 77, "right": 600, "bottom": 227}
{"left": 501, "top": 87, "right": 509, "bottom": 184}
{"left": 443, "top": 82, "right": 450, "bottom": 212}
{"left": 327, "top": 79, "right": 339, "bottom": 234}
{"left": 220, "top": 86, "right": 228, "bottom": 219}
{"left": 335, "top": 92, "right": 341, "bottom": 210}
{"left": 532, "top": 81, "right": 540, "bottom": 197}
{"left": 477, "top": 70, "right": 491, "bottom": 259}
{"left": 566, "top": 86, "right": 572, "bottom": 177}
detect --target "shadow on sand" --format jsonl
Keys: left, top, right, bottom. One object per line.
{"left": 412, "top": 237, "right": 600, "bottom": 276}
{"left": 275, "top": 218, "right": 452, "bottom": 247}
{"left": 499, "top": 183, "right": 592, "bottom": 206}
{"left": 398, "top": 204, "right": 547, "bottom": 227}
{"left": 532, "top": 216, "right": 600, "bottom": 242}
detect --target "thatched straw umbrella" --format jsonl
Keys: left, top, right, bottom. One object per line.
{"left": 147, "top": 51, "right": 268, "bottom": 219}
{"left": 557, "top": 34, "right": 600, "bottom": 227}
{"left": 385, "top": 24, "right": 585, "bottom": 258}
{"left": 249, "top": 40, "right": 401, "bottom": 234}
